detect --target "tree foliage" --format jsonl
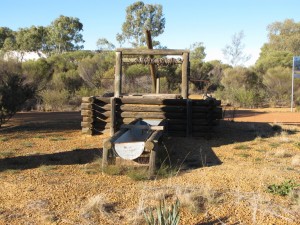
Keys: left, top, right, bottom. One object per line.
{"left": 0, "top": 60, "right": 35, "bottom": 126}
{"left": 47, "top": 15, "right": 84, "bottom": 53}
{"left": 117, "top": 1, "right": 165, "bottom": 47}
{"left": 267, "top": 19, "right": 300, "bottom": 55}
{"left": 262, "top": 66, "right": 293, "bottom": 106}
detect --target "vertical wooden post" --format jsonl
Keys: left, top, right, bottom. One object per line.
{"left": 114, "top": 51, "right": 122, "bottom": 97}
{"left": 145, "top": 30, "right": 157, "bottom": 93}
{"left": 148, "top": 148, "right": 156, "bottom": 179}
{"left": 156, "top": 75, "right": 160, "bottom": 94}
{"left": 182, "top": 52, "right": 189, "bottom": 99}
{"left": 110, "top": 97, "right": 116, "bottom": 137}
{"left": 102, "top": 141, "right": 109, "bottom": 171}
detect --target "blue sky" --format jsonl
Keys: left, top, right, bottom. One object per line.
{"left": 1, "top": 0, "right": 300, "bottom": 66}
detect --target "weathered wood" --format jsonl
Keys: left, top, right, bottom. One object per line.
{"left": 116, "top": 48, "right": 189, "bottom": 56}
{"left": 145, "top": 130, "right": 164, "bottom": 151}
{"left": 82, "top": 116, "right": 94, "bottom": 123}
{"left": 192, "top": 99, "right": 221, "bottom": 106}
{"left": 120, "top": 104, "right": 186, "bottom": 112}
{"left": 114, "top": 52, "right": 122, "bottom": 97}
{"left": 186, "top": 99, "right": 192, "bottom": 137}
{"left": 148, "top": 148, "right": 157, "bottom": 178}
{"left": 81, "top": 103, "right": 92, "bottom": 110}
{"left": 81, "top": 103, "right": 112, "bottom": 112}
{"left": 82, "top": 96, "right": 94, "bottom": 103}
{"left": 119, "top": 98, "right": 186, "bottom": 105}
{"left": 93, "top": 104, "right": 112, "bottom": 112}
{"left": 145, "top": 30, "right": 157, "bottom": 93}
{"left": 110, "top": 97, "right": 116, "bottom": 136}
{"left": 120, "top": 111, "right": 186, "bottom": 119}
{"left": 192, "top": 126, "right": 213, "bottom": 132}
{"left": 181, "top": 52, "right": 189, "bottom": 99}
{"left": 120, "top": 124, "right": 164, "bottom": 131}
{"left": 81, "top": 110, "right": 93, "bottom": 117}
{"left": 94, "top": 97, "right": 111, "bottom": 104}
{"left": 156, "top": 76, "right": 160, "bottom": 94}
{"left": 81, "top": 127, "right": 93, "bottom": 135}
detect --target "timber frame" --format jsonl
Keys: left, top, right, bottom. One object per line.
{"left": 114, "top": 48, "right": 190, "bottom": 99}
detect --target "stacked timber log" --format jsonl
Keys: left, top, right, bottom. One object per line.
{"left": 81, "top": 96, "right": 222, "bottom": 137}
{"left": 81, "top": 97, "right": 112, "bottom": 135}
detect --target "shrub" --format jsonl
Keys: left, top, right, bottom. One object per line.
{"left": 267, "top": 180, "right": 300, "bottom": 196}
{"left": 40, "top": 89, "right": 69, "bottom": 111}
{"left": 0, "top": 67, "right": 35, "bottom": 126}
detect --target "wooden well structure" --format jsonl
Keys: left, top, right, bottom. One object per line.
{"left": 81, "top": 48, "right": 222, "bottom": 138}
{"left": 81, "top": 48, "right": 222, "bottom": 176}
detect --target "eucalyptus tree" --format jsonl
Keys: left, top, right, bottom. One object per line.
{"left": 47, "top": 15, "right": 84, "bottom": 54}
{"left": 116, "top": 1, "right": 165, "bottom": 47}
{"left": 0, "top": 27, "right": 15, "bottom": 49}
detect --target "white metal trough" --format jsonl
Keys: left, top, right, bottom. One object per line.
{"left": 114, "top": 119, "right": 162, "bottom": 160}
{"left": 102, "top": 119, "right": 166, "bottom": 177}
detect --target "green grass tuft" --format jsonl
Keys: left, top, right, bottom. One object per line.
{"left": 267, "top": 180, "right": 300, "bottom": 196}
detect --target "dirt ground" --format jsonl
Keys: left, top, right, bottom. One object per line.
{"left": 0, "top": 109, "right": 299, "bottom": 225}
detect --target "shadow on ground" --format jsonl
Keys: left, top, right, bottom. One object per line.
{"left": 163, "top": 120, "right": 282, "bottom": 170}
{"left": 0, "top": 112, "right": 81, "bottom": 134}
{"left": 0, "top": 148, "right": 102, "bottom": 172}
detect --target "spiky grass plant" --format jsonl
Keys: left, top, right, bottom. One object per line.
{"left": 144, "top": 198, "right": 180, "bottom": 225}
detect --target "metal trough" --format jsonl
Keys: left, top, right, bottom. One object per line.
{"left": 102, "top": 119, "right": 166, "bottom": 177}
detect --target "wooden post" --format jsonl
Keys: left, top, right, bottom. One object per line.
{"left": 102, "top": 144, "right": 109, "bottom": 170}
{"left": 156, "top": 75, "right": 160, "bottom": 94}
{"left": 145, "top": 30, "right": 157, "bottom": 93}
{"left": 114, "top": 51, "right": 122, "bottom": 97}
{"left": 148, "top": 147, "right": 156, "bottom": 179}
{"left": 182, "top": 52, "right": 189, "bottom": 99}
{"left": 110, "top": 97, "right": 116, "bottom": 136}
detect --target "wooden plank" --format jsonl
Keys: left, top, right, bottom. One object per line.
{"left": 181, "top": 52, "right": 189, "bottom": 99}
{"left": 114, "top": 51, "right": 122, "bottom": 97}
{"left": 186, "top": 99, "right": 192, "bottom": 137}
{"left": 81, "top": 110, "right": 92, "bottom": 117}
{"left": 116, "top": 48, "right": 189, "bottom": 55}
{"left": 120, "top": 104, "right": 186, "bottom": 112}
{"left": 81, "top": 127, "right": 93, "bottom": 135}
{"left": 119, "top": 98, "right": 186, "bottom": 105}
{"left": 81, "top": 103, "right": 92, "bottom": 110}
{"left": 110, "top": 97, "right": 116, "bottom": 136}
{"left": 82, "top": 96, "right": 94, "bottom": 103}
{"left": 82, "top": 116, "right": 94, "bottom": 123}
{"left": 120, "top": 124, "right": 164, "bottom": 131}
{"left": 94, "top": 97, "right": 111, "bottom": 104}
{"left": 120, "top": 111, "right": 186, "bottom": 119}
{"left": 145, "top": 130, "right": 164, "bottom": 151}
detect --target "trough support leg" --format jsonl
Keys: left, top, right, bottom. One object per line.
{"left": 102, "top": 146, "right": 109, "bottom": 171}
{"left": 148, "top": 148, "right": 157, "bottom": 179}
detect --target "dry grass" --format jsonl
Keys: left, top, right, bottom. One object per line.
{"left": 291, "top": 155, "right": 300, "bottom": 167}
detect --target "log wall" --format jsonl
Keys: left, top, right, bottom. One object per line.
{"left": 81, "top": 96, "right": 222, "bottom": 137}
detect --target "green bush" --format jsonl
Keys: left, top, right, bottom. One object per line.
{"left": 40, "top": 89, "right": 69, "bottom": 111}
{"left": 0, "top": 69, "right": 35, "bottom": 126}
{"left": 267, "top": 180, "right": 300, "bottom": 196}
